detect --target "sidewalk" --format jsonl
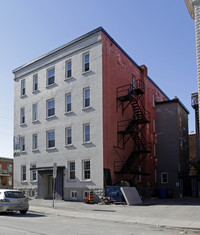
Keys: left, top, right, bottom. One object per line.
{"left": 29, "top": 198, "right": 200, "bottom": 230}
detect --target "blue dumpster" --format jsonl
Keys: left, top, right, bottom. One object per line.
{"left": 159, "top": 188, "right": 167, "bottom": 199}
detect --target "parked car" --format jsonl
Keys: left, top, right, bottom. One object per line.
{"left": 0, "top": 189, "right": 29, "bottom": 214}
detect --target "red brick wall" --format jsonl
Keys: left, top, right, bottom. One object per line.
{"left": 102, "top": 31, "right": 168, "bottom": 187}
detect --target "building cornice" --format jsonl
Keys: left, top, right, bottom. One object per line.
{"left": 185, "top": 0, "right": 200, "bottom": 19}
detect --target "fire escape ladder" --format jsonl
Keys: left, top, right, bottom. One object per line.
{"left": 114, "top": 80, "right": 151, "bottom": 175}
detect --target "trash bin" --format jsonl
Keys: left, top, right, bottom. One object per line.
{"left": 159, "top": 188, "right": 167, "bottom": 199}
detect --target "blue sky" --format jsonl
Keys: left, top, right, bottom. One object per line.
{"left": 0, "top": 0, "right": 197, "bottom": 158}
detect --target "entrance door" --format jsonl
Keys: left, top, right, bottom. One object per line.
{"left": 44, "top": 174, "right": 53, "bottom": 199}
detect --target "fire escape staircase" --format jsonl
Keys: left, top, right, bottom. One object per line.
{"left": 114, "top": 81, "right": 151, "bottom": 175}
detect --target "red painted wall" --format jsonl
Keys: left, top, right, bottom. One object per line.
{"left": 102, "top": 31, "right": 168, "bottom": 188}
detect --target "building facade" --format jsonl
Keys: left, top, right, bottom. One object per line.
{"left": 0, "top": 157, "right": 13, "bottom": 189}
{"left": 13, "top": 27, "right": 170, "bottom": 201}
{"left": 156, "top": 98, "right": 189, "bottom": 198}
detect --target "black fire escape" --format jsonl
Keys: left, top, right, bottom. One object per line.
{"left": 114, "top": 80, "right": 151, "bottom": 176}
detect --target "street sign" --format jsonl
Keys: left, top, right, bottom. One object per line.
{"left": 53, "top": 163, "right": 57, "bottom": 179}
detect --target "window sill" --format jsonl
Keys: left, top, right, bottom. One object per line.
{"left": 46, "top": 147, "right": 56, "bottom": 151}
{"left": 20, "top": 123, "right": 27, "bottom": 127}
{"left": 20, "top": 95, "right": 27, "bottom": 98}
{"left": 82, "top": 141, "right": 91, "bottom": 145}
{"left": 81, "top": 179, "right": 91, "bottom": 182}
{"left": 46, "top": 83, "right": 56, "bottom": 88}
{"left": 46, "top": 115, "right": 56, "bottom": 120}
{"left": 65, "top": 144, "right": 73, "bottom": 147}
{"left": 32, "top": 149, "right": 39, "bottom": 152}
{"left": 67, "top": 179, "right": 77, "bottom": 182}
{"left": 20, "top": 151, "right": 26, "bottom": 154}
{"left": 32, "top": 90, "right": 39, "bottom": 94}
{"left": 64, "top": 77, "right": 73, "bottom": 81}
{"left": 21, "top": 180, "right": 27, "bottom": 183}
{"left": 32, "top": 120, "right": 39, "bottom": 123}
{"left": 82, "top": 106, "right": 91, "bottom": 111}
{"left": 64, "top": 111, "right": 73, "bottom": 115}
{"left": 82, "top": 70, "right": 91, "bottom": 75}
{"left": 30, "top": 180, "right": 37, "bottom": 183}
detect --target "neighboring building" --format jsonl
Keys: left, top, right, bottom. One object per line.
{"left": 189, "top": 133, "right": 198, "bottom": 176}
{"left": 156, "top": 98, "right": 189, "bottom": 198}
{"left": 185, "top": 0, "right": 200, "bottom": 158}
{"left": 13, "top": 27, "right": 187, "bottom": 201}
{"left": 0, "top": 157, "right": 13, "bottom": 189}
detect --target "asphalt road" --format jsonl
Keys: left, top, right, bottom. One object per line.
{"left": 0, "top": 211, "right": 200, "bottom": 235}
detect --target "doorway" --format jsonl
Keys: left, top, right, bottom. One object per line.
{"left": 44, "top": 174, "right": 53, "bottom": 199}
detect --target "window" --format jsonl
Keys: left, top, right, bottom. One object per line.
{"left": 69, "top": 161, "right": 75, "bottom": 180}
{"left": 137, "top": 166, "right": 141, "bottom": 182}
{"left": 161, "top": 172, "right": 168, "bottom": 184}
{"left": 66, "top": 127, "right": 72, "bottom": 145}
{"left": 8, "top": 164, "right": 12, "bottom": 173}
{"left": 47, "top": 67, "right": 55, "bottom": 85}
{"left": 153, "top": 144, "right": 156, "bottom": 157}
{"left": 33, "top": 134, "right": 38, "bottom": 150}
{"left": 83, "top": 160, "right": 90, "bottom": 180}
{"left": 83, "top": 53, "right": 90, "bottom": 72}
{"left": 33, "top": 74, "right": 38, "bottom": 91}
{"left": 47, "top": 99, "right": 55, "bottom": 117}
{"left": 33, "top": 104, "right": 38, "bottom": 121}
{"left": 20, "top": 108, "right": 25, "bottom": 124}
{"left": 83, "top": 124, "right": 90, "bottom": 142}
{"left": 47, "top": 130, "right": 55, "bottom": 149}
{"left": 66, "top": 60, "right": 72, "bottom": 78}
{"left": 152, "top": 94, "right": 155, "bottom": 108}
{"left": 21, "top": 165, "right": 26, "bottom": 181}
{"left": 83, "top": 88, "right": 90, "bottom": 108}
{"left": 8, "top": 176, "right": 12, "bottom": 186}
{"left": 70, "top": 191, "right": 77, "bottom": 200}
{"left": 30, "top": 164, "right": 37, "bottom": 181}
{"left": 20, "top": 137, "right": 25, "bottom": 151}
{"left": 65, "top": 93, "right": 72, "bottom": 113}
{"left": 21, "top": 79, "right": 26, "bottom": 96}
{"left": 153, "top": 119, "right": 155, "bottom": 133}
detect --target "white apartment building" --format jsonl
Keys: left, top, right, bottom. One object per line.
{"left": 13, "top": 28, "right": 104, "bottom": 201}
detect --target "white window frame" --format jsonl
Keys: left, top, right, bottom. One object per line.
{"left": 32, "top": 103, "right": 38, "bottom": 121}
{"left": 21, "top": 165, "right": 26, "bottom": 181}
{"left": 20, "top": 136, "right": 25, "bottom": 152}
{"left": 83, "top": 124, "right": 90, "bottom": 143}
{"left": 70, "top": 191, "right": 77, "bottom": 200}
{"left": 83, "top": 52, "right": 90, "bottom": 72}
{"left": 21, "top": 79, "right": 26, "bottom": 96}
{"left": 65, "top": 93, "right": 72, "bottom": 113}
{"left": 47, "top": 98, "right": 55, "bottom": 117}
{"left": 32, "top": 134, "right": 38, "bottom": 151}
{"left": 83, "top": 160, "right": 90, "bottom": 180}
{"left": 46, "top": 130, "right": 55, "bottom": 149}
{"left": 20, "top": 107, "right": 25, "bottom": 124}
{"left": 47, "top": 67, "right": 55, "bottom": 86}
{"left": 69, "top": 161, "right": 75, "bottom": 180}
{"left": 8, "top": 176, "right": 12, "bottom": 186}
{"left": 30, "top": 164, "right": 37, "bottom": 181}
{"left": 33, "top": 74, "right": 38, "bottom": 92}
{"left": 161, "top": 172, "right": 168, "bottom": 184}
{"left": 65, "top": 60, "right": 72, "bottom": 79}
{"left": 65, "top": 127, "right": 72, "bottom": 146}
{"left": 83, "top": 88, "right": 90, "bottom": 109}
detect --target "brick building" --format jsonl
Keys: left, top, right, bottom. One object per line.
{"left": 13, "top": 27, "right": 187, "bottom": 201}
{"left": 0, "top": 157, "right": 13, "bottom": 189}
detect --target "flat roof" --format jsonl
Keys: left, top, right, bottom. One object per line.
{"left": 13, "top": 26, "right": 169, "bottom": 99}
{"left": 156, "top": 98, "right": 190, "bottom": 114}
